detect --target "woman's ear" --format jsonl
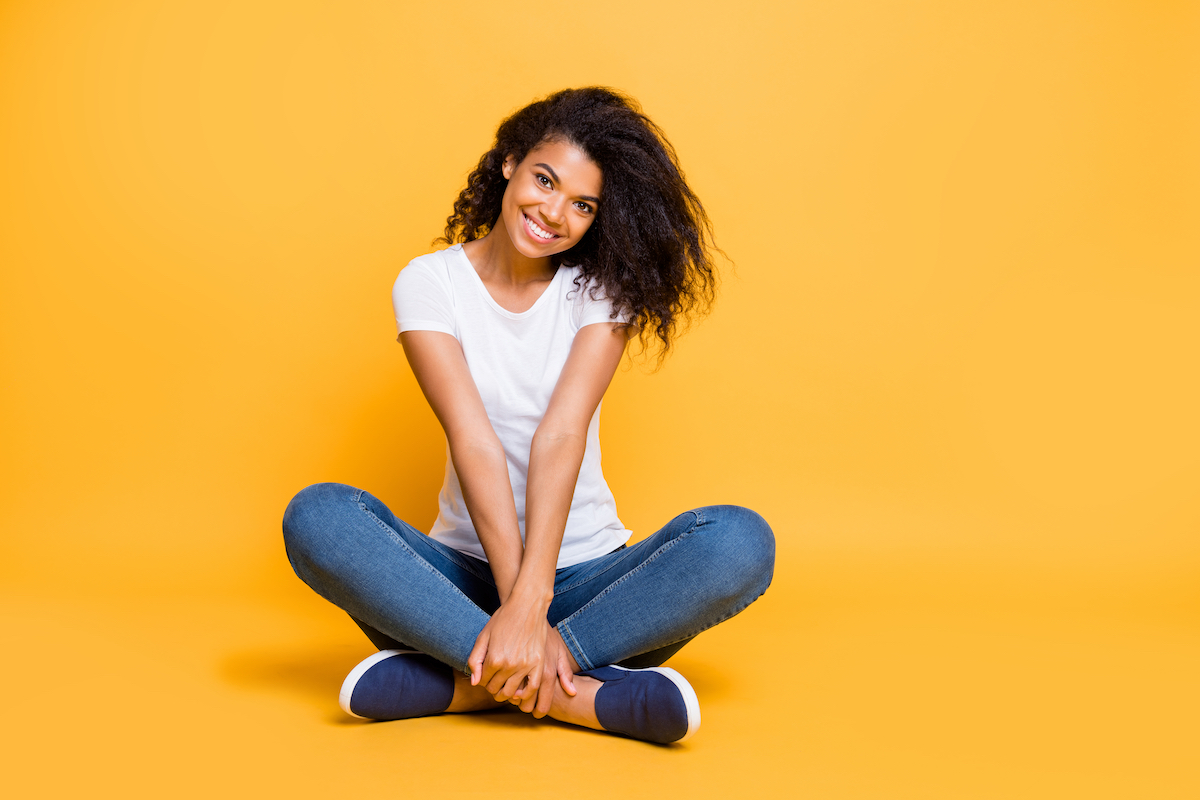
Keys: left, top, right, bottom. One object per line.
{"left": 502, "top": 154, "right": 517, "bottom": 180}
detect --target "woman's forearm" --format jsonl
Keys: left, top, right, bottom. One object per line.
{"left": 515, "top": 429, "right": 587, "bottom": 600}
{"left": 400, "top": 331, "right": 527, "bottom": 602}
{"left": 448, "top": 436, "right": 524, "bottom": 602}
{"left": 512, "top": 324, "right": 628, "bottom": 605}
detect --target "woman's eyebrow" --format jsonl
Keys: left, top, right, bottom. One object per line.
{"left": 534, "top": 162, "right": 600, "bottom": 204}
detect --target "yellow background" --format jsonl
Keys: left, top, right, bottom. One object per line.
{"left": 2, "top": 0, "right": 1197, "bottom": 796}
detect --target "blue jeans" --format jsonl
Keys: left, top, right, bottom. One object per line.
{"left": 282, "top": 483, "right": 774, "bottom": 674}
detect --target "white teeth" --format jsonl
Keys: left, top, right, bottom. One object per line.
{"left": 525, "top": 214, "right": 555, "bottom": 239}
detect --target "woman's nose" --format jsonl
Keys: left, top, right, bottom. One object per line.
{"left": 543, "top": 196, "right": 567, "bottom": 226}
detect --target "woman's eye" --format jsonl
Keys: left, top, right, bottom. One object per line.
{"left": 536, "top": 174, "right": 551, "bottom": 187}
{"left": 575, "top": 201, "right": 594, "bottom": 214}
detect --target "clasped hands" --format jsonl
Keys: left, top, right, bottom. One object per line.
{"left": 467, "top": 598, "right": 578, "bottom": 718}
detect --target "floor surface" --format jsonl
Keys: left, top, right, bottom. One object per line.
{"left": 5, "top": 554, "right": 1196, "bottom": 799}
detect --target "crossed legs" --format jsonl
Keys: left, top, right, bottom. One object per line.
{"left": 282, "top": 483, "right": 774, "bottom": 736}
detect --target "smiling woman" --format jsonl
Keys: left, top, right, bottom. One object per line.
{"left": 501, "top": 142, "right": 601, "bottom": 252}
{"left": 281, "top": 87, "right": 775, "bottom": 745}
{"left": 440, "top": 87, "right": 719, "bottom": 359}
{"left": 462, "top": 139, "right": 604, "bottom": 312}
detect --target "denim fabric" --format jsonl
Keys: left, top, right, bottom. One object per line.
{"left": 283, "top": 483, "right": 774, "bottom": 674}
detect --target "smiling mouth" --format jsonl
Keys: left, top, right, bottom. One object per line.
{"left": 523, "top": 213, "right": 559, "bottom": 241}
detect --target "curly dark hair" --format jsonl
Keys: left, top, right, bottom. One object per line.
{"left": 438, "top": 87, "right": 719, "bottom": 359}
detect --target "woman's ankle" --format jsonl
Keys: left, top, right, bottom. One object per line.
{"left": 546, "top": 674, "right": 602, "bottom": 729}
{"left": 446, "top": 671, "right": 604, "bottom": 728}
{"left": 446, "top": 671, "right": 505, "bottom": 713}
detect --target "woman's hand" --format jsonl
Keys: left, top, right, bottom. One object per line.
{"left": 467, "top": 593, "right": 550, "bottom": 705}
{"left": 532, "top": 625, "right": 577, "bottom": 718}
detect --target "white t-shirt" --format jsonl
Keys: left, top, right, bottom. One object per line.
{"left": 392, "top": 244, "right": 631, "bottom": 568}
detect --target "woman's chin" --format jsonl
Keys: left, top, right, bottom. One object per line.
{"left": 510, "top": 235, "right": 571, "bottom": 260}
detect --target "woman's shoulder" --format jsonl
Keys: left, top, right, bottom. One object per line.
{"left": 395, "top": 245, "right": 469, "bottom": 292}
{"left": 393, "top": 246, "right": 469, "bottom": 333}
{"left": 394, "top": 245, "right": 467, "bottom": 309}
{"left": 401, "top": 244, "right": 465, "bottom": 276}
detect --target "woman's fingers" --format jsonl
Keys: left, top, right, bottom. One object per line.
{"left": 475, "top": 598, "right": 549, "bottom": 701}
{"left": 474, "top": 625, "right": 575, "bottom": 717}
{"left": 556, "top": 650, "right": 577, "bottom": 697}
{"left": 467, "top": 628, "right": 490, "bottom": 686}
{"left": 519, "top": 683, "right": 540, "bottom": 715}
{"left": 517, "top": 661, "right": 552, "bottom": 716}
{"left": 494, "top": 669, "right": 535, "bottom": 704}
{"left": 533, "top": 661, "right": 557, "bottom": 718}
{"left": 546, "top": 625, "right": 577, "bottom": 696}
{"left": 485, "top": 669, "right": 509, "bottom": 698}
{"left": 530, "top": 626, "right": 573, "bottom": 718}
{"left": 484, "top": 652, "right": 541, "bottom": 701}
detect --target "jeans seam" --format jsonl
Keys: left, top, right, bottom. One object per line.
{"left": 646, "top": 505, "right": 771, "bottom": 649}
{"left": 357, "top": 494, "right": 497, "bottom": 588}
{"left": 355, "top": 500, "right": 487, "bottom": 624}
{"left": 640, "top": 582, "right": 769, "bottom": 657}
{"left": 431, "top": 541, "right": 498, "bottom": 587}
{"left": 556, "top": 511, "right": 701, "bottom": 596}
{"left": 556, "top": 511, "right": 702, "bottom": 669}
{"left": 554, "top": 555, "right": 635, "bottom": 596}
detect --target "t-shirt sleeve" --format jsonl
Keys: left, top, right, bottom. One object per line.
{"left": 573, "top": 277, "right": 634, "bottom": 330}
{"left": 392, "top": 258, "right": 455, "bottom": 337}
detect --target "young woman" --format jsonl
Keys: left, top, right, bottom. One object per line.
{"left": 283, "top": 88, "right": 774, "bottom": 744}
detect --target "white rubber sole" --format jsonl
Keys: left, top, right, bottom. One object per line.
{"left": 338, "top": 649, "right": 419, "bottom": 719}
{"left": 610, "top": 664, "right": 702, "bottom": 742}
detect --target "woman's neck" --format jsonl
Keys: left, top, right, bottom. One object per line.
{"left": 463, "top": 218, "right": 556, "bottom": 286}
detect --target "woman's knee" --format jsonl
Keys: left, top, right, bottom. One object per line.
{"left": 281, "top": 482, "right": 354, "bottom": 557}
{"left": 695, "top": 505, "right": 776, "bottom": 597}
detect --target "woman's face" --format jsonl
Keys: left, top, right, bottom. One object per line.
{"left": 498, "top": 139, "right": 602, "bottom": 260}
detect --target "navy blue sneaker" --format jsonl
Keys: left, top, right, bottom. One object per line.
{"left": 339, "top": 649, "right": 454, "bottom": 720}
{"left": 579, "top": 665, "right": 701, "bottom": 743}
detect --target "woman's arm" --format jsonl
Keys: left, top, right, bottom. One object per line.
{"left": 402, "top": 328, "right": 567, "bottom": 709}
{"left": 486, "top": 321, "right": 632, "bottom": 716}
{"left": 402, "top": 323, "right": 629, "bottom": 714}
{"left": 517, "top": 321, "right": 631, "bottom": 617}
{"left": 399, "top": 331, "right": 524, "bottom": 598}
